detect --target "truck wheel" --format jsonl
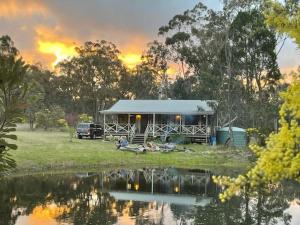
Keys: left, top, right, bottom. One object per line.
{"left": 78, "top": 135, "right": 82, "bottom": 139}
{"left": 91, "top": 133, "right": 96, "bottom": 139}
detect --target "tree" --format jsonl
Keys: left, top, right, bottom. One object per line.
{"left": 24, "top": 65, "right": 45, "bottom": 129}
{"left": 78, "top": 114, "right": 93, "bottom": 123}
{"left": 129, "top": 63, "right": 159, "bottom": 99}
{"left": 265, "top": 0, "right": 300, "bottom": 45}
{"left": 159, "top": 1, "right": 281, "bottom": 133}
{"left": 229, "top": 9, "right": 281, "bottom": 132}
{"left": 0, "top": 35, "right": 28, "bottom": 173}
{"left": 140, "top": 41, "right": 170, "bottom": 99}
{"left": 214, "top": 78, "right": 300, "bottom": 202}
{"left": 170, "top": 76, "right": 197, "bottom": 99}
{"left": 58, "top": 40, "right": 125, "bottom": 121}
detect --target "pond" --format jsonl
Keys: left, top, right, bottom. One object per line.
{"left": 0, "top": 168, "right": 299, "bottom": 225}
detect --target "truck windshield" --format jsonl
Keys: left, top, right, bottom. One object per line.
{"left": 77, "top": 124, "right": 90, "bottom": 128}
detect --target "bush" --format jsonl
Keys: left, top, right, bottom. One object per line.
{"left": 78, "top": 114, "right": 93, "bottom": 123}
{"left": 246, "top": 128, "right": 266, "bottom": 146}
{"left": 36, "top": 106, "right": 66, "bottom": 130}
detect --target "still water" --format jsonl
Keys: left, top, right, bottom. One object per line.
{"left": 0, "top": 168, "right": 299, "bottom": 225}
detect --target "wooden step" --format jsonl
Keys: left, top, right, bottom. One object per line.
{"left": 193, "top": 137, "right": 208, "bottom": 143}
{"left": 131, "top": 134, "right": 145, "bottom": 144}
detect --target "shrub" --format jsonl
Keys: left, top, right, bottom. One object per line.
{"left": 36, "top": 106, "right": 65, "bottom": 130}
{"left": 246, "top": 128, "right": 266, "bottom": 146}
{"left": 78, "top": 114, "right": 93, "bottom": 123}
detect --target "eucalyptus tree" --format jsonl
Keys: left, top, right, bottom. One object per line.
{"left": 265, "top": 0, "right": 300, "bottom": 45}
{"left": 141, "top": 41, "right": 170, "bottom": 99}
{"left": 128, "top": 62, "right": 159, "bottom": 99}
{"left": 123, "top": 41, "right": 170, "bottom": 100}
{"left": 0, "top": 35, "right": 28, "bottom": 173}
{"left": 58, "top": 40, "right": 125, "bottom": 121}
{"left": 229, "top": 8, "right": 281, "bottom": 131}
{"left": 159, "top": 1, "right": 281, "bottom": 133}
{"left": 24, "top": 65, "right": 45, "bottom": 129}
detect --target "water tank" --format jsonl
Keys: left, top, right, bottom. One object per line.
{"left": 216, "top": 127, "right": 247, "bottom": 147}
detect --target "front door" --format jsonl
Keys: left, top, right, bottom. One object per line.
{"left": 135, "top": 114, "right": 148, "bottom": 134}
{"left": 135, "top": 114, "right": 142, "bottom": 133}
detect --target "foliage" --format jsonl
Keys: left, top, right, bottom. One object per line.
{"left": 213, "top": 80, "right": 300, "bottom": 202}
{"left": 67, "top": 126, "right": 76, "bottom": 142}
{"left": 123, "top": 41, "right": 169, "bottom": 99}
{"left": 78, "top": 114, "right": 93, "bottom": 123}
{"left": 265, "top": 0, "right": 300, "bottom": 45}
{"left": 160, "top": 1, "right": 281, "bottom": 132}
{"left": 57, "top": 40, "right": 125, "bottom": 121}
{"left": 57, "top": 118, "right": 68, "bottom": 127}
{"left": 247, "top": 128, "right": 266, "bottom": 146}
{"left": 0, "top": 35, "right": 28, "bottom": 173}
{"left": 24, "top": 65, "right": 45, "bottom": 129}
{"left": 35, "top": 105, "right": 65, "bottom": 130}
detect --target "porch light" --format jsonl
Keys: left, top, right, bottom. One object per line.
{"left": 174, "top": 186, "right": 180, "bottom": 193}
{"left": 134, "top": 184, "right": 139, "bottom": 191}
{"left": 136, "top": 114, "right": 142, "bottom": 120}
{"left": 175, "top": 115, "right": 181, "bottom": 121}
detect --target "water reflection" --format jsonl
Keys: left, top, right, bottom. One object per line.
{"left": 0, "top": 168, "right": 299, "bottom": 225}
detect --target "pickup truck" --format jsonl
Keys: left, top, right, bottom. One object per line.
{"left": 76, "top": 123, "right": 103, "bottom": 139}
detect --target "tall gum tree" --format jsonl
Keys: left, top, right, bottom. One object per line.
{"left": 58, "top": 40, "right": 125, "bottom": 121}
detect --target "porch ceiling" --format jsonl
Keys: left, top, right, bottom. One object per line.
{"left": 101, "top": 100, "right": 216, "bottom": 115}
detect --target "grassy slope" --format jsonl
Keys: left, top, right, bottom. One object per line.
{"left": 10, "top": 131, "right": 250, "bottom": 174}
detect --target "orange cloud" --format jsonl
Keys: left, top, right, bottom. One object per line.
{"left": 34, "top": 26, "right": 78, "bottom": 68}
{"left": 38, "top": 41, "right": 77, "bottom": 67}
{"left": 0, "top": 0, "right": 48, "bottom": 18}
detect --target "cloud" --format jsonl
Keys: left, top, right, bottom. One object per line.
{"left": 0, "top": 0, "right": 299, "bottom": 72}
{"left": 33, "top": 26, "right": 78, "bottom": 67}
{"left": 0, "top": 0, "right": 49, "bottom": 18}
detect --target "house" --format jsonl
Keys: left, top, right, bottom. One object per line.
{"left": 100, "top": 100, "right": 217, "bottom": 144}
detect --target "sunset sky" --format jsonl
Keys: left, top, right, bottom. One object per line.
{"left": 1, "top": 0, "right": 299, "bottom": 74}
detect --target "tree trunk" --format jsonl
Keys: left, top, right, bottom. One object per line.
{"left": 29, "top": 112, "right": 34, "bottom": 130}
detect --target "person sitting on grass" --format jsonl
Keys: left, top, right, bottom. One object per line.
{"left": 116, "top": 137, "right": 128, "bottom": 149}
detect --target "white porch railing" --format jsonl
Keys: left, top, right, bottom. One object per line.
{"left": 104, "top": 123, "right": 208, "bottom": 136}
{"left": 129, "top": 124, "right": 136, "bottom": 143}
{"left": 104, "top": 123, "right": 132, "bottom": 134}
{"left": 147, "top": 124, "right": 208, "bottom": 136}
{"left": 181, "top": 125, "right": 207, "bottom": 135}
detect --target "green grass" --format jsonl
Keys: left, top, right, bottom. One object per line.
{"left": 10, "top": 130, "right": 251, "bottom": 174}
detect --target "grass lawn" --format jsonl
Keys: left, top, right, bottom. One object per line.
{"left": 10, "top": 130, "right": 251, "bottom": 174}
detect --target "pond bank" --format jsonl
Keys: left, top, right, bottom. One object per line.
{"left": 10, "top": 131, "right": 251, "bottom": 175}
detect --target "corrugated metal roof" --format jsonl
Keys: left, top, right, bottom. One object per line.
{"left": 101, "top": 100, "right": 217, "bottom": 114}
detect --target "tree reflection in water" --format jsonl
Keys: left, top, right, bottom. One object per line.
{"left": 0, "top": 168, "right": 299, "bottom": 225}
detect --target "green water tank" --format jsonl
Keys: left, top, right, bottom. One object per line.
{"left": 216, "top": 127, "right": 247, "bottom": 148}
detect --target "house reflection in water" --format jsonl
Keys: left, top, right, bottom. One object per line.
{"left": 94, "top": 168, "right": 214, "bottom": 206}
{"left": 2, "top": 168, "right": 299, "bottom": 225}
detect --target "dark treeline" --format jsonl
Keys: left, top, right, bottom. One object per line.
{"left": 4, "top": 0, "right": 295, "bottom": 134}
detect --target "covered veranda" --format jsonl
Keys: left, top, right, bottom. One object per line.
{"left": 100, "top": 100, "right": 217, "bottom": 143}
